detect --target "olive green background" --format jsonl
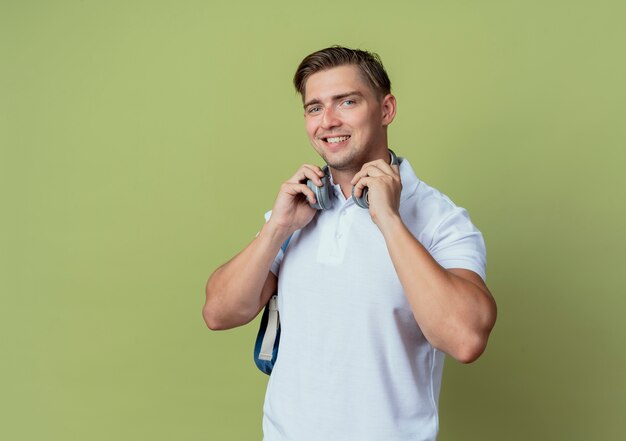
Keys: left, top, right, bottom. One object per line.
{"left": 1, "top": 0, "right": 625, "bottom": 439}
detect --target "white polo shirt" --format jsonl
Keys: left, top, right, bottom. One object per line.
{"left": 262, "top": 158, "right": 486, "bottom": 441}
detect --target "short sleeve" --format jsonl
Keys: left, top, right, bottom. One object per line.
{"left": 263, "top": 210, "right": 284, "bottom": 276}
{"left": 428, "top": 205, "right": 487, "bottom": 281}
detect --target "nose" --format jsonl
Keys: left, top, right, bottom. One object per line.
{"left": 321, "top": 106, "right": 341, "bottom": 130}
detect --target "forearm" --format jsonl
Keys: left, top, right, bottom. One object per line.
{"left": 379, "top": 215, "right": 496, "bottom": 363}
{"left": 203, "top": 221, "right": 289, "bottom": 330}
{"left": 204, "top": 163, "right": 324, "bottom": 330}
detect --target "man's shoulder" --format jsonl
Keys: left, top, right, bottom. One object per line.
{"left": 399, "top": 159, "right": 459, "bottom": 213}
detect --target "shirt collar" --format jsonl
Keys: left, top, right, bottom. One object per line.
{"left": 398, "top": 157, "right": 420, "bottom": 202}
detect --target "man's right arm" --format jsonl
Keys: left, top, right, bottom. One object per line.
{"left": 203, "top": 221, "right": 289, "bottom": 330}
{"left": 202, "top": 164, "right": 324, "bottom": 330}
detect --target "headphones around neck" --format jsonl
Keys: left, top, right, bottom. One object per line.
{"left": 306, "top": 149, "right": 400, "bottom": 210}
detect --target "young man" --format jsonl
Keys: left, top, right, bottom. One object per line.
{"left": 204, "top": 46, "right": 496, "bottom": 441}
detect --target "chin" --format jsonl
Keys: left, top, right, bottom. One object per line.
{"left": 326, "top": 148, "right": 368, "bottom": 171}
{"left": 322, "top": 151, "right": 353, "bottom": 170}
{"left": 327, "top": 158, "right": 356, "bottom": 171}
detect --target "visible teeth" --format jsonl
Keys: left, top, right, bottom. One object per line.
{"left": 326, "top": 136, "right": 349, "bottom": 143}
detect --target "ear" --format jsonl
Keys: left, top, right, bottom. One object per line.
{"left": 381, "top": 94, "right": 397, "bottom": 127}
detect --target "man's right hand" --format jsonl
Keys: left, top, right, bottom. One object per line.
{"left": 267, "top": 164, "right": 325, "bottom": 235}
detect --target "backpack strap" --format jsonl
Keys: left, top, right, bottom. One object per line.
{"left": 281, "top": 234, "right": 292, "bottom": 253}
{"left": 257, "top": 294, "right": 279, "bottom": 361}
{"left": 253, "top": 234, "right": 292, "bottom": 374}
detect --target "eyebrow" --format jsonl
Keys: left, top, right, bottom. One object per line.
{"left": 303, "top": 91, "right": 364, "bottom": 109}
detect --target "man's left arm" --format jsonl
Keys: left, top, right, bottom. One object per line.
{"left": 352, "top": 160, "right": 497, "bottom": 363}
{"left": 379, "top": 218, "right": 496, "bottom": 363}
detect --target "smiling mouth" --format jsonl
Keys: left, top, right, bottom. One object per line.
{"left": 322, "top": 135, "right": 351, "bottom": 144}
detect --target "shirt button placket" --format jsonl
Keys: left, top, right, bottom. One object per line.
{"left": 337, "top": 208, "right": 344, "bottom": 239}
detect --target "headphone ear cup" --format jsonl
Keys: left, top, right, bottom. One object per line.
{"left": 307, "top": 170, "right": 333, "bottom": 210}
{"left": 352, "top": 186, "right": 369, "bottom": 209}
{"left": 389, "top": 149, "right": 400, "bottom": 166}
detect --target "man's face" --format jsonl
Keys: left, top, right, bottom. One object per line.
{"left": 302, "top": 65, "right": 395, "bottom": 171}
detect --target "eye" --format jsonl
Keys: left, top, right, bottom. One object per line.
{"left": 306, "top": 106, "right": 321, "bottom": 114}
{"left": 342, "top": 99, "right": 356, "bottom": 107}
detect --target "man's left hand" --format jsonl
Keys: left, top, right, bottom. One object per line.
{"left": 351, "top": 159, "right": 402, "bottom": 227}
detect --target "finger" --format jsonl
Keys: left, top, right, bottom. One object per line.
{"left": 302, "top": 164, "right": 325, "bottom": 177}
{"left": 288, "top": 164, "right": 324, "bottom": 186}
{"left": 354, "top": 160, "right": 401, "bottom": 188}
{"left": 352, "top": 176, "right": 372, "bottom": 199}
{"left": 366, "top": 159, "right": 395, "bottom": 176}
{"left": 282, "top": 182, "right": 318, "bottom": 204}
{"left": 301, "top": 164, "right": 326, "bottom": 186}
{"left": 350, "top": 163, "right": 388, "bottom": 185}
{"left": 368, "top": 157, "right": 400, "bottom": 176}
